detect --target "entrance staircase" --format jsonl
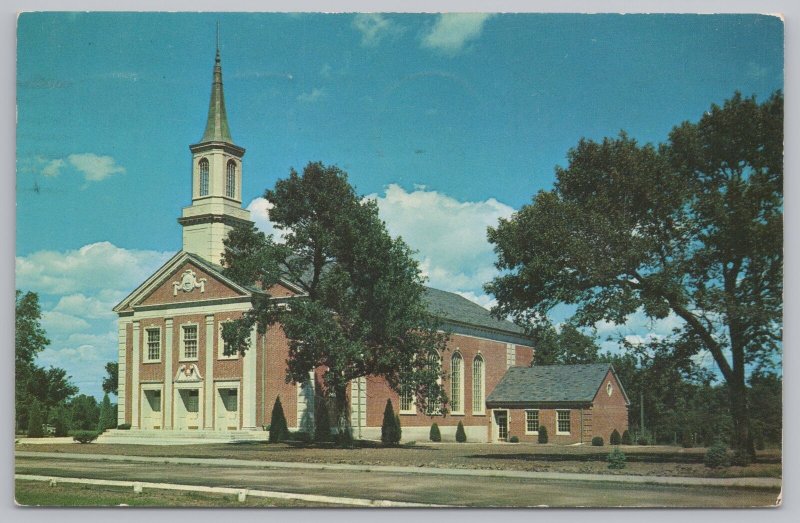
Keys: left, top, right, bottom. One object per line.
{"left": 97, "top": 428, "right": 268, "bottom": 445}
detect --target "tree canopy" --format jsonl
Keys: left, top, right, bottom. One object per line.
{"left": 528, "top": 323, "right": 600, "bottom": 365}
{"left": 102, "top": 362, "right": 119, "bottom": 396}
{"left": 221, "top": 162, "right": 449, "bottom": 432}
{"left": 487, "top": 91, "right": 782, "bottom": 457}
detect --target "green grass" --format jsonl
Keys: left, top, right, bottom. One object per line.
{"left": 15, "top": 480, "right": 333, "bottom": 507}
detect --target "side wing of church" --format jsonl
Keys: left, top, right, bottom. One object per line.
{"left": 111, "top": 45, "right": 627, "bottom": 444}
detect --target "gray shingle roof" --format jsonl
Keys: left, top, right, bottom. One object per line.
{"left": 486, "top": 364, "right": 618, "bottom": 405}
{"left": 422, "top": 287, "right": 526, "bottom": 336}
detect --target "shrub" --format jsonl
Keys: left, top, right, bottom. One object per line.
{"left": 395, "top": 414, "right": 403, "bottom": 444}
{"left": 117, "top": 423, "right": 131, "bottom": 430}
{"left": 704, "top": 442, "right": 731, "bottom": 468}
{"left": 509, "top": 435, "right": 519, "bottom": 443}
{"left": 681, "top": 431, "right": 694, "bottom": 449}
{"left": 290, "top": 431, "right": 312, "bottom": 443}
{"left": 621, "top": 429, "right": 632, "bottom": 445}
{"left": 97, "top": 393, "right": 116, "bottom": 432}
{"left": 731, "top": 448, "right": 752, "bottom": 467}
{"left": 73, "top": 431, "right": 99, "bottom": 444}
{"left": 455, "top": 421, "right": 467, "bottom": 443}
{"left": 27, "top": 400, "right": 45, "bottom": 438}
{"left": 429, "top": 423, "right": 442, "bottom": 442}
{"left": 336, "top": 427, "right": 354, "bottom": 448}
{"left": 607, "top": 448, "right": 626, "bottom": 469}
{"left": 537, "top": 425, "right": 548, "bottom": 444}
{"left": 49, "top": 403, "right": 71, "bottom": 437}
{"left": 592, "top": 436, "right": 604, "bottom": 446}
{"left": 637, "top": 436, "right": 649, "bottom": 446}
{"left": 381, "top": 399, "right": 400, "bottom": 445}
{"left": 610, "top": 429, "right": 621, "bottom": 446}
{"left": 269, "top": 396, "right": 289, "bottom": 443}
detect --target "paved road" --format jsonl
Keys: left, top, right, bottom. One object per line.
{"left": 15, "top": 453, "right": 780, "bottom": 507}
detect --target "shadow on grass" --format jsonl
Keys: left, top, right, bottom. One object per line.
{"left": 227, "top": 439, "right": 433, "bottom": 451}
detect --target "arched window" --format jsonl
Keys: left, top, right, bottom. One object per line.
{"left": 451, "top": 352, "right": 463, "bottom": 414}
{"left": 472, "top": 355, "right": 485, "bottom": 414}
{"left": 226, "top": 160, "right": 236, "bottom": 198}
{"left": 199, "top": 158, "right": 209, "bottom": 197}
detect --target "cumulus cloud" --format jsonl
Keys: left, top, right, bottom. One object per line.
{"left": 296, "top": 87, "right": 326, "bottom": 103}
{"left": 246, "top": 198, "right": 286, "bottom": 242}
{"left": 367, "top": 184, "right": 514, "bottom": 296}
{"left": 67, "top": 153, "right": 125, "bottom": 181}
{"left": 454, "top": 291, "right": 497, "bottom": 311}
{"left": 16, "top": 241, "right": 174, "bottom": 295}
{"left": 353, "top": 14, "right": 402, "bottom": 47}
{"left": 421, "top": 13, "right": 494, "bottom": 55}
{"left": 53, "top": 292, "right": 119, "bottom": 320}
{"left": 41, "top": 310, "right": 91, "bottom": 334}
{"left": 41, "top": 159, "right": 65, "bottom": 177}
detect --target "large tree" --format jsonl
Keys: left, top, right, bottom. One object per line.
{"left": 487, "top": 92, "right": 782, "bottom": 457}
{"left": 15, "top": 290, "right": 78, "bottom": 431}
{"left": 528, "top": 323, "right": 600, "bottom": 365}
{"left": 102, "top": 362, "right": 118, "bottom": 396}
{"left": 221, "top": 162, "right": 449, "bottom": 434}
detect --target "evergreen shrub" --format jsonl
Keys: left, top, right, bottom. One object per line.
{"left": 73, "top": 431, "right": 99, "bottom": 444}
{"left": 704, "top": 442, "right": 731, "bottom": 468}
{"left": 381, "top": 399, "right": 400, "bottom": 445}
{"left": 607, "top": 448, "right": 626, "bottom": 469}
{"left": 610, "top": 429, "right": 621, "bottom": 445}
{"left": 269, "top": 396, "right": 289, "bottom": 443}
{"left": 455, "top": 421, "right": 467, "bottom": 443}
{"left": 117, "top": 423, "right": 131, "bottom": 430}
{"left": 537, "top": 425, "right": 548, "bottom": 444}
{"left": 592, "top": 436, "right": 604, "bottom": 446}
{"left": 621, "top": 430, "right": 632, "bottom": 445}
{"left": 429, "top": 423, "right": 442, "bottom": 442}
{"left": 509, "top": 435, "right": 519, "bottom": 443}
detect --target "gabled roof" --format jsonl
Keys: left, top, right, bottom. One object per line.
{"left": 486, "top": 363, "right": 630, "bottom": 405}
{"left": 423, "top": 287, "right": 526, "bottom": 336}
{"left": 112, "top": 251, "right": 260, "bottom": 312}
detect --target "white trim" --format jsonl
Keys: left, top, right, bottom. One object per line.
{"left": 524, "top": 409, "right": 540, "bottom": 435}
{"left": 204, "top": 315, "right": 215, "bottom": 429}
{"left": 556, "top": 409, "right": 571, "bottom": 435}
{"left": 164, "top": 318, "right": 174, "bottom": 429}
{"left": 241, "top": 326, "right": 257, "bottom": 430}
{"left": 116, "top": 321, "right": 129, "bottom": 426}
{"left": 142, "top": 325, "right": 162, "bottom": 363}
{"left": 492, "top": 409, "right": 509, "bottom": 442}
{"left": 179, "top": 322, "right": 200, "bottom": 362}
{"left": 140, "top": 383, "right": 164, "bottom": 430}
{"left": 399, "top": 385, "right": 416, "bottom": 415}
{"left": 131, "top": 322, "right": 140, "bottom": 428}
{"left": 126, "top": 302, "right": 252, "bottom": 320}
{"left": 214, "top": 380, "right": 241, "bottom": 431}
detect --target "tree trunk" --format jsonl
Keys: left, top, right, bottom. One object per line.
{"left": 333, "top": 382, "right": 351, "bottom": 440}
{"left": 727, "top": 375, "right": 755, "bottom": 460}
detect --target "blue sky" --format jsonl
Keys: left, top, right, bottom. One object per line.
{"left": 16, "top": 13, "right": 783, "bottom": 398}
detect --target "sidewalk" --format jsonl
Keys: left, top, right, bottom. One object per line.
{"left": 16, "top": 451, "right": 781, "bottom": 489}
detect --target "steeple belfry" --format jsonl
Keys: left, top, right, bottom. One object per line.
{"left": 179, "top": 43, "right": 252, "bottom": 265}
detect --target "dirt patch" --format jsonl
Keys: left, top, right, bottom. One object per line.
{"left": 16, "top": 441, "right": 781, "bottom": 479}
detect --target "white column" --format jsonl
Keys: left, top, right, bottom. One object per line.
{"left": 164, "top": 318, "right": 174, "bottom": 429}
{"left": 242, "top": 326, "right": 257, "bottom": 430}
{"left": 131, "top": 321, "right": 140, "bottom": 428}
{"left": 116, "top": 321, "right": 129, "bottom": 426}
{"left": 204, "top": 314, "right": 215, "bottom": 429}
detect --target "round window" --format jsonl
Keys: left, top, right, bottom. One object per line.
{"left": 606, "top": 382, "right": 613, "bottom": 396}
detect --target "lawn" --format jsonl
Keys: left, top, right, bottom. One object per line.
{"left": 16, "top": 440, "right": 782, "bottom": 479}
{"left": 15, "top": 480, "right": 334, "bottom": 507}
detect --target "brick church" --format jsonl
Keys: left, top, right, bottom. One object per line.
{"left": 111, "top": 46, "right": 629, "bottom": 444}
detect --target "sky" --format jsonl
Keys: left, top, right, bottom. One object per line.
{"left": 15, "top": 12, "right": 784, "bottom": 399}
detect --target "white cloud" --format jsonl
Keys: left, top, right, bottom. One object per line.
{"left": 41, "top": 158, "right": 65, "bottom": 177}
{"left": 246, "top": 198, "right": 286, "bottom": 243}
{"left": 421, "top": 13, "right": 493, "bottom": 55}
{"left": 594, "top": 310, "right": 685, "bottom": 340}
{"left": 41, "top": 310, "right": 91, "bottom": 334}
{"left": 454, "top": 291, "right": 497, "bottom": 310}
{"left": 367, "top": 184, "right": 514, "bottom": 296}
{"left": 53, "top": 293, "right": 119, "bottom": 320}
{"left": 16, "top": 241, "right": 174, "bottom": 295}
{"left": 296, "top": 87, "right": 326, "bottom": 103}
{"left": 353, "top": 14, "right": 402, "bottom": 47}
{"left": 67, "top": 153, "right": 125, "bottom": 181}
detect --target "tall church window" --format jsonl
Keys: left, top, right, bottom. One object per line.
{"left": 472, "top": 355, "right": 485, "bottom": 414}
{"left": 226, "top": 160, "right": 236, "bottom": 198}
{"left": 451, "top": 352, "right": 463, "bottom": 414}
{"left": 199, "top": 158, "right": 209, "bottom": 196}
{"left": 145, "top": 328, "right": 161, "bottom": 362}
{"left": 399, "top": 385, "right": 414, "bottom": 414}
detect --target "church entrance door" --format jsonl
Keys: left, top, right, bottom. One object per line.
{"left": 174, "top": 386, "right": 202, "bottom": 430}
{"left": 140, "top": 387, "right": 162, "bottom": 430}
{"left": 215, "top": 384, "right": 239, "bottom": 430}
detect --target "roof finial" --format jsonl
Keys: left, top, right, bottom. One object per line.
{"left": 215, "top": 21, "right": 220, "bottom": 62}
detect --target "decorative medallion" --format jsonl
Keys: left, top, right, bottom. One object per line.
{"left": 172, "top": 269, "right": 207, "bottom": 296}
{"left": 175, "top": 363, "right": 203, "bottom": 382}
{"left": 606, "top": 381, "right": 613, "bottom": 396}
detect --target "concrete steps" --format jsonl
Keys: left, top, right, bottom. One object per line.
{"left": 97, "top": 428, "right": 268, "bottom": 445}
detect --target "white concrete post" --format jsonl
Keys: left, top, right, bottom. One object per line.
{"left": 131, "top": 321, "right": 140, "bottom": 428}
{"left": 241, "top": 326, "right": 257, "bottom": 430}
{"left": 204, "top": 315, "right": 215, "bottom": 429}
{"left": 164, "top": 318, "right": 174, "bottom": 429}
{"left": 117, "top": 321, "right": 128, "bottom": 426}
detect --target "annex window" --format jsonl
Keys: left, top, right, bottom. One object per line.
{"left": 451, "top": 352, "right": 464, "bottom": 414}
{"left": 199, "top": 158, "right": 209, "bottom": 197}
{"left": 226, "top": 160, "right": 236, "bottom": 198}
{"left": 556, "top": 410, "right": 571, "bottom": 435}
{"left": 472, "top": 355, "right": 485, "bottom": 414}
{"left": 182, "top": 325, "right": 198, "bottom": 360}
{"left": 525, "top": 410, "right": 539, "bottom": 434}
{"left": 145, "top": 328, "right": 161, "bottom": 362}
{"left": 399, "top": 385, "right": 415, "bottom": 414}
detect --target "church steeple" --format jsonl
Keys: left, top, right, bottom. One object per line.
{"left": 181, "top": 39, "right": 251, "bottom": 265}
{"left": 199, "top": 46, "right": 233, "bottom": 144}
